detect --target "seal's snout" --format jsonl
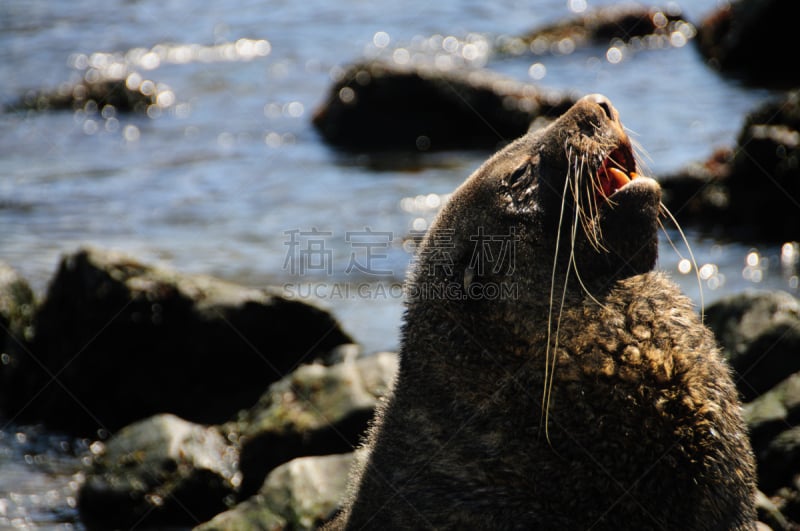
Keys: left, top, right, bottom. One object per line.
{"left": 568, "top": 94, "right": 640, "bottom": 202}
{"left": 576, "top": 93, "right": 621, "bottom": 124}
{"left": 612, "top": 175, "right": 661, "bottom": 206}
{"left": 586, "top": 93, "right": 615, "bottom": 121}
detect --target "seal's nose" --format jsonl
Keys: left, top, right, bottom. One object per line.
{"left": 567, "top": 93, "right": 627, "bottom": 143}
{"left": 585, "top": 93, "right": 616, "bottom": 121}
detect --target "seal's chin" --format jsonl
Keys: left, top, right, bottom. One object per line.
{"left": 581, "top": 136, "right": 662, "bottom": 276}
{"left": 595, "top": 175, "right": 661, "bottom": 276}
{"left": 608, "top": 176, "right": 661, "bottom": 207}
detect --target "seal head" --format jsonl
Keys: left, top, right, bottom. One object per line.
{"left": 427, "top": 93, "right": 661, "bottom": 301}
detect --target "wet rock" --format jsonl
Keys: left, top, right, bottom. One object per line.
{"left": 726, "top": 92, "right": 800, "bottom": 241}
{"left": 706, "top": 291, "right": 800, "bottom": 402}
{"left": 78, "top": 414, "right": 238, "bottom": 530}
{"left": 193, "top": 496, "right": 287, "bottom": 531}
{"left": 0, "top": 263, "right": 35, "bottom": 324}
{"left": 232, "top": 351, "right": 397, "bottom": 497}
{"left": 195, "top": 453, "right": 354, "bottom": 531}
{"left": 759, "top": 426, "right": 800, "bottom": 496}
{"left": 757, "top": 489, "right": 793, "bottom": 531}
{"left": 696, "top": 0, "right": 800, "bottom": 87}
{"left": 658, "top": 147, "right": 732, "bottom": 226}
{"left": 0, "top": 262, "right": 35, "bottom": 383}
{"left": 12, "top": 74, "right": 165, "bottom": 114}
{"left": 256, "top": 452, "right": 352, "bottom": 529}
{"left": 745, "top": 372, "right": 800, "bottom": 454}
{"left": 312, "top": 61, "right": 576, "bottom": 152}
{"left": 321, "top": 342, "right": 363, "bottom": 365}
{"left": 662, "top": 91, "right": 800, "bottom": 241}
{"left": 0, "top": 247, "right": 353, "bottom": 435}
{"left": 499, "top": 4, "right": 692, "bottom": 55}
{"left": 770, "top": 483, "right": 800, "bottom": 529}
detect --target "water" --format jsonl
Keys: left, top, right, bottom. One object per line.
{"left": 0, "top": 426, "right": 89, "bottom": 530}
{"left": 0, "top": 0, "right": 797, "bottom": 527}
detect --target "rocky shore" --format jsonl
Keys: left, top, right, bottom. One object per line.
{"left": 1, "top": 248, "right": 353, "bottom": 436}
{"left": 3, "top": 0, "right": 800, "bottom": 528}
{"left": 660, "top": 89, "right": 800, "bottom": 243}
{"left": 0, "top": 248, "right": 396, "bottom": 530}
{"left": 1, "top": 248, "right": 799, "bottom": 529}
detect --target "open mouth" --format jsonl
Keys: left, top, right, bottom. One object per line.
{"left": 597, "top": 143, "right": 638, "bottom": 200}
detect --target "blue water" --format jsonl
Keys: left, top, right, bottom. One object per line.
{"left": 0, "top": 0, "right": 796, "bottom": 528}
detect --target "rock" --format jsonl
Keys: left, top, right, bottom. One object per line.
{"left": 745, "top": 372, "right": 800, "bottom": 453}
{"left": 706, "top": 291, "right": 800, "bottom": 401}
{"left": 756, "top": 489, "right": 792, "bottom": 531}
{"left": 0, "top": 262, "right": 35, "bottom": 332}
{"left": 771, "top": 482, "right": 800, "bottom": 529}
{"left": 17, "top": 78, "right": 152, "bottom": 113}
{"left": 322, "top": 343, "right": 362, "bottom": 365}
{"left": 0, "top": 263, "right": 36, "bottom": 409}
{"left": 78, "top": 414, "right": 238, "bottom": 530}
{"left": 193, "top": 495, "right": 287, "bottom": 531}
{"left": 759, "top": 426, "right": 800, "bottom": 495}
{"left": 312, "top": 61, "right": 576, "bottom": 152}
{"left": 726, "top": 91, "right": 800, "bottom": 241}
{"left": 232, "top": 351, "right": 397, "bottom": 497}
{"left": 696, "top": 0, "right": 800, "bottom": 86}
{"left": 499, "top": 4, "right": 692, "bottom": 55}
{"left": 10, "top": 70, "right": 174, "bottom": 114}
{"left": 258, "top": 452, "right": 353, "bottom": 529}
{"left": 195, "top": 453, "right": 354, "bottom": 531}
{"left": 659, "top": 147, "right": 732, "bottom": 227}
{"left": 662, "top": 91, "right": 800, "bottom": 242}
{"left": 0, "top": 247, "right": 353, "bottom": 435}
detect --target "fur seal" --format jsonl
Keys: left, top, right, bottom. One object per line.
{"left": 329, "top": 94, "right": 757, "bottom": 529}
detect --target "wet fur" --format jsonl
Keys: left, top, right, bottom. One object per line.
{"left": 327, "top": 97, "right": 757, "bottom": 530}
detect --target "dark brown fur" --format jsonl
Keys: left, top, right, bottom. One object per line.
{"left": 328, "top": 95, "right": 757, "bottom": 530}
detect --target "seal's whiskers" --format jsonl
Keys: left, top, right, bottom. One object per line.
{"left": 585, "top": 158, "right": 605, "bottom": 248}
{"left": 659, "top": 203, "right": 705, "bottom": 319}
{"left": 578, "top": 154, "right": 607, "bottom": 252}
{"left": 570, "top": 150, "right": 610, "bottom": 308}
{"left": 544, "top": 154, "right": 587, "bottom": 443}
{"left": 628, "top": 134, "right": 654, "bottom": 175}
{"left": 541, "top": 142, "right": 575, "bottom": 443}
{"left": 543, "top": 146, "right": 623, "bottom": 440}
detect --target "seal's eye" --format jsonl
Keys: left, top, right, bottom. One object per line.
{"left": 502, "top": 162, "right": 538, "bottom": 214}
{"left": 507, "top": 163, "right": 533, "bottom": 189}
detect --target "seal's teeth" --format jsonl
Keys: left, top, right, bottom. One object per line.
{"left": 607, "top": 167, "right": 631, "bottom": 189}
